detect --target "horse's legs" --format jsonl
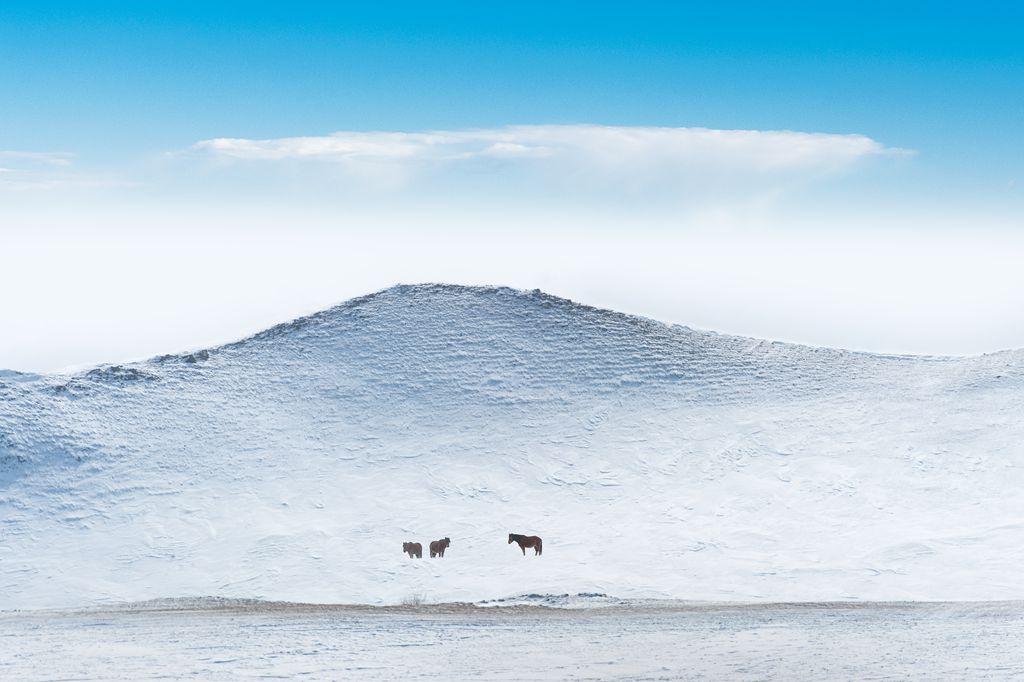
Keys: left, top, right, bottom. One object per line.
{"left": 521, "top": 544, "right": 526, "bottom": 556}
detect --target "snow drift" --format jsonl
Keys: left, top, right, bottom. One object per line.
{"left": 1, "top": 284, "right": 1022, "bottom": 609}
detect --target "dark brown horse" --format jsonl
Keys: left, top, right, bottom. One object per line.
{"left": 508, "top": 533, "right": 542, "bottom": 556}
{"left": 429, "top": 537, "right": 450, "bottom": 558}
{"left": 403, "top": 542, "right": 422, "bottom": 559}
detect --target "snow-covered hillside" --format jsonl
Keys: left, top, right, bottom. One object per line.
{"left": 2, "top": 284, "right": 1023, "bottom": 609}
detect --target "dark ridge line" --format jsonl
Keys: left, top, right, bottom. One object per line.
{"left": 8, "top": 595, "right": 1024, "bottom": 617}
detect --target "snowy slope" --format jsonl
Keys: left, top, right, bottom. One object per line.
{"left": 2, "top": 284, "right": 1023, "bottom": 610}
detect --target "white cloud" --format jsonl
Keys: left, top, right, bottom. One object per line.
{"left": 0, "top": 151, "right": 123, "bottom": 191}
{"left": 0, "top": 151, "right": 74, "bottom": 167}
{"left": 193, "top": 124, "right": 905, "bottom": 180}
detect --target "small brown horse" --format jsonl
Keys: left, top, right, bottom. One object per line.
{"left": 508, "top": 533, "right": 542, "bottom": 556}
{"left": 429, "top": 537, "right": 450, "bottom": 558}
{"left": 403, "top": 542, "right": 422, "bottom": 559}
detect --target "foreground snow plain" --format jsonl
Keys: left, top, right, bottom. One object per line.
{"left": 2, "top": 284, "right": 1023, "bottom": 610}
{"left": 4, "top": 600, "right": 1024, "bottom": 681}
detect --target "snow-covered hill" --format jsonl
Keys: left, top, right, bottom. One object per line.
{"left": 2, "top": 284, "right": 1023, "bottom": 609}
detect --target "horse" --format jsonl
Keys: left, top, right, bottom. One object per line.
{"left": 403, "top": 542, "right": 422, "bottom": 559}
{"left": 429, "top": 537, "right": 451, "bottom": 558}
{"left": 508, "top": 533, "right": 542, "bottom": 556}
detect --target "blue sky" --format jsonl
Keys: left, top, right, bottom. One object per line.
{"left": 1, "top": 3, "right": 1023, "bottom": 370}
{"left": 3, "top": 3, "right": 1021, "bottom": 169}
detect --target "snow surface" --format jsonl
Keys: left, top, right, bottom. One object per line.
{"left": 2, "top": 284, "right": 1023, "bottom": 610}
{"left": 4, "top": 601, "right": 1024, "bottom": 680}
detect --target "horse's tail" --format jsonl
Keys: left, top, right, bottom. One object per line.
{"left": 537, "top": 538, "right": 542, "bottom": 555}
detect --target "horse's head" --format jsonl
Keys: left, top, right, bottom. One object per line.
{"left": 402, "top": 542, "right": 411, "bottom": 551}
{"left": 444, "top": 537, "right": 451, "bottom": 547}
{"left": 508, "top": 534, "right": 514, "bottom": 544}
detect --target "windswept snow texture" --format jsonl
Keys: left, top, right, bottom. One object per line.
{"left": 1, "top": 284, "right": 1023, "bottom": 609}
